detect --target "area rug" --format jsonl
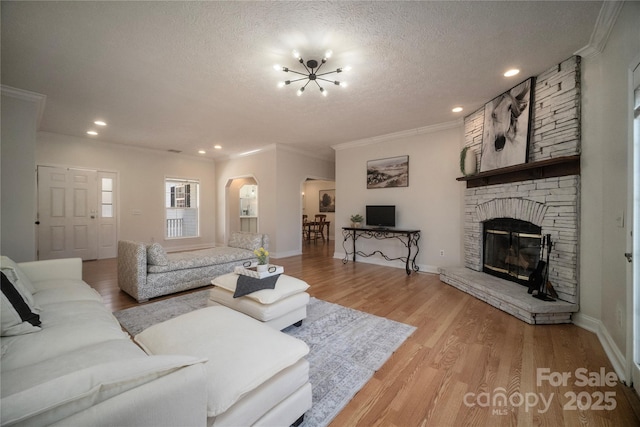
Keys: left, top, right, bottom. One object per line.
{"left": 114, "top": 290, "right": 416, "bottom": 427}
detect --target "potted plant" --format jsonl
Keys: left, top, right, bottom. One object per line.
{"left": 253, "top": 247, "right": 269, "bottom": 272}
{"left": 350, "top": 214, "right": 364, "bottom": 228}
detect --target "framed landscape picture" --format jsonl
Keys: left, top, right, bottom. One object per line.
{"left": 319, "top": 189, "right": 335, "bottom": 212}
{"left": 367, "top": 155, "right": 409, "bottom": 189}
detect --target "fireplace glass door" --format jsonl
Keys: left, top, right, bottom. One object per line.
{"left": 483, "top": 219, "right": 542, "bottom": 285}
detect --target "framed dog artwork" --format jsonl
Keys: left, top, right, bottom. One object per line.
{"left": 480, "top": 77, "right": 535, "bottom": 172}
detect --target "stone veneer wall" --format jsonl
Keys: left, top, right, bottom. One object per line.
{"left": 465, "top": 56, "right": 581, "bottom": 166}
{"left": 464, "top": 176, "right": 579, "bottom": 303}
{"left": 462, "top": 56, "right": 581, "bottom": 305}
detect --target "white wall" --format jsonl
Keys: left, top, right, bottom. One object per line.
{"left": 36, "top": 132, "right": 217, "bottom": 251}
{"left": 1, "top": 88, "right": 44, "bottom": 261}
{"left": 275, "top": 148, "right": 335, "bottom": 257}
{"left": 334, "top": 123, "right": 464, "bottom": 273}
{"left": 215, "top": 145, "right": 334, "bottom": 257}
{"left": 215, "top": 148, "right": 277, "bottom": 249}
{"left": 303, "top": 179, "right": 336, "bottom": 241}
{"left": 579, "top": 1, "right": 640, "bottom": 373}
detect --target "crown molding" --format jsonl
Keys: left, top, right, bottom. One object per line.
{"left": 574, "top": 1, "right": 623, "bottom": 59}
{"left": 1, "top": 85, "right": 47, "bottom": 128}
{"left": 37, "top": 130, "right": 215, "bottom": 163}
{"left": 332, "top": 119, "right": 462, "bottom": 151}
{"left": 276, "top": 143, "right": 335, "bottom": 162}
{"left": 220, "top": 143, "right": 334, "bottom": 162}
{"left": 224, "top": 143, "right": 277, "bottom": 161}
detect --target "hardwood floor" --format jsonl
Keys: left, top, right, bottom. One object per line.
{"left": 83, "top": 242, "right": 640, "bottom": 426}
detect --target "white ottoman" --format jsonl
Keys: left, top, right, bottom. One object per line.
{"left": 135, "top": 305, "right": 312, "bottom": 427}
{"left": 210, "top": 273, "right": 310, "bottom": 330}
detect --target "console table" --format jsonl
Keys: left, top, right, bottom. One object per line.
{"left": 342, "top": 227, "right": 421, "bottom": 275}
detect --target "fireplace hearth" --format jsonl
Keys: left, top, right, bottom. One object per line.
{"left": 441, "top": 176, "right": 580, "bottom": 324}
{"left": 483, "top": 218, "right": 542, "bottom": 286}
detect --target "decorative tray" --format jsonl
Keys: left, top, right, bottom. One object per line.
{"left": 234, "top": 264, "right": 284, "bottom": 279}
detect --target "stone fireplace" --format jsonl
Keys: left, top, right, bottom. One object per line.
{"left": 441, "top": 170, "right": 581, "bottom": 324}
{"left": 440, "top": 56, "right": 582, "bottom": 324}
{"left": 464, "top": 177, "right": 579, "bottom": 304}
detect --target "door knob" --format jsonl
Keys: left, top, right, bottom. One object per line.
{"left": 624, "top": 252, "right": 632, "bottom": 263}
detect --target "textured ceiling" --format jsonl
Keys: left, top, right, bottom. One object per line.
{"left": 1, "top": 1, "right": 603, "bottom": 160}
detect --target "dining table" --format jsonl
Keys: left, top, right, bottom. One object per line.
{"left": 304, "top": 221, "right": 331, "bottom": 242}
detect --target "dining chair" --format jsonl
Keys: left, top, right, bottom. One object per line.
{"left": 310, "top": 214, "right": 327, "bottom": 243}
{"left": 302, "top": 215, "right": 309, "bottom": 241}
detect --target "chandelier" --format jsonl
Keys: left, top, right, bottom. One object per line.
{"left": 274, "top": 50, "right": 350, "bottom": 96}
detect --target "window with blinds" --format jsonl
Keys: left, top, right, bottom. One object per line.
{"left": 165, "top": 178, "right": 199, "bottom": 238}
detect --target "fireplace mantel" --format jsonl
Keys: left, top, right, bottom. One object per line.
{"left": 457, "top": 155, "right": 580, "bottom": 188}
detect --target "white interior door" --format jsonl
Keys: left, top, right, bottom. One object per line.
{"left": 37, "top": 166, "right": 98, "bottom": 260}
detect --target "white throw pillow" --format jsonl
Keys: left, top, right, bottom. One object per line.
{"left": 1, "top": 256, "right": 38, "bottom": 300}
{"left": 212, "top": 273, "right": 309, "bottom": 304}
{"left": 1, "top": 293, "right": 41, "bottom": 336}
{"left": 1, "top": 269, "right": 41, "bottom": 336}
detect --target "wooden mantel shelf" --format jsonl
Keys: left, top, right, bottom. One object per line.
{"left": 457, "top": 155, "right": 580, "bottom": 188}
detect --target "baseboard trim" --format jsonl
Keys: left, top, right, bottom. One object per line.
{"left": 272, "top": 249, "right": 302, "bottom": 259}
{"left": 573, "top": 312, "right": 628, "bottom": 384}
{"left": 572, "top": 312, "right": 600, "bottom": 333}
{"left": 332, "top": 251, "right": 439, "bottom": 274}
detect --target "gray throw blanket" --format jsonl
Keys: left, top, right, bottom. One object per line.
{"left": 233, "top": 274, "right": 281, "bottom": 298}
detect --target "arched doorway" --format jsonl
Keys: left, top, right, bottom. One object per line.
{"left": 225, "top": 176, "right": 258, "bottom": 240}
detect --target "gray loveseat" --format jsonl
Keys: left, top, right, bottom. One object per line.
{"left": 118, "top": 232, "right": 269, "bottom": 302}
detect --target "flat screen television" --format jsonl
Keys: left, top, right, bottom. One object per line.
{"left": 366, "top": 205, "right": 396, "bottom": 228}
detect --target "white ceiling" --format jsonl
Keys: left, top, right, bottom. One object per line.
{"left": 1, "top": 1, "right": 603, "bottom": 161}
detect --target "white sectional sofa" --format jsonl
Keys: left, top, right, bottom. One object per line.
{"left": 135, "top": 306, "right": 312, "bottom": 427}
{"left": 0, "top": 255, "right": 312, "bottom": 427}
{"left": 118, "top": 231, "right": 269, "bottom": 302}
{"left": 1, "top": 256, "right": 207, "bottom": 426}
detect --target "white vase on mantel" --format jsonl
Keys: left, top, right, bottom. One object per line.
{"left": 464, "top": 148, "right": 477, "bottom": 176}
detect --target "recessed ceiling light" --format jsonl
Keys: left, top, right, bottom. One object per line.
{"left": 504, "top": 69, "right": 520, "bottom": 77}
{"left": 86, "top": 130, "right": 98, "bottom": 136}
{"left": 452, "top": 107, "right": 463, "bottom": 113}
{"left": 214, "top": 145, "right": 222, "bottom": 150}
{"left": 198, "top": 150, "right": 206, "bottom": 154}
{"left": 94, "top": 120, "right": 107, "bottom": 126}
